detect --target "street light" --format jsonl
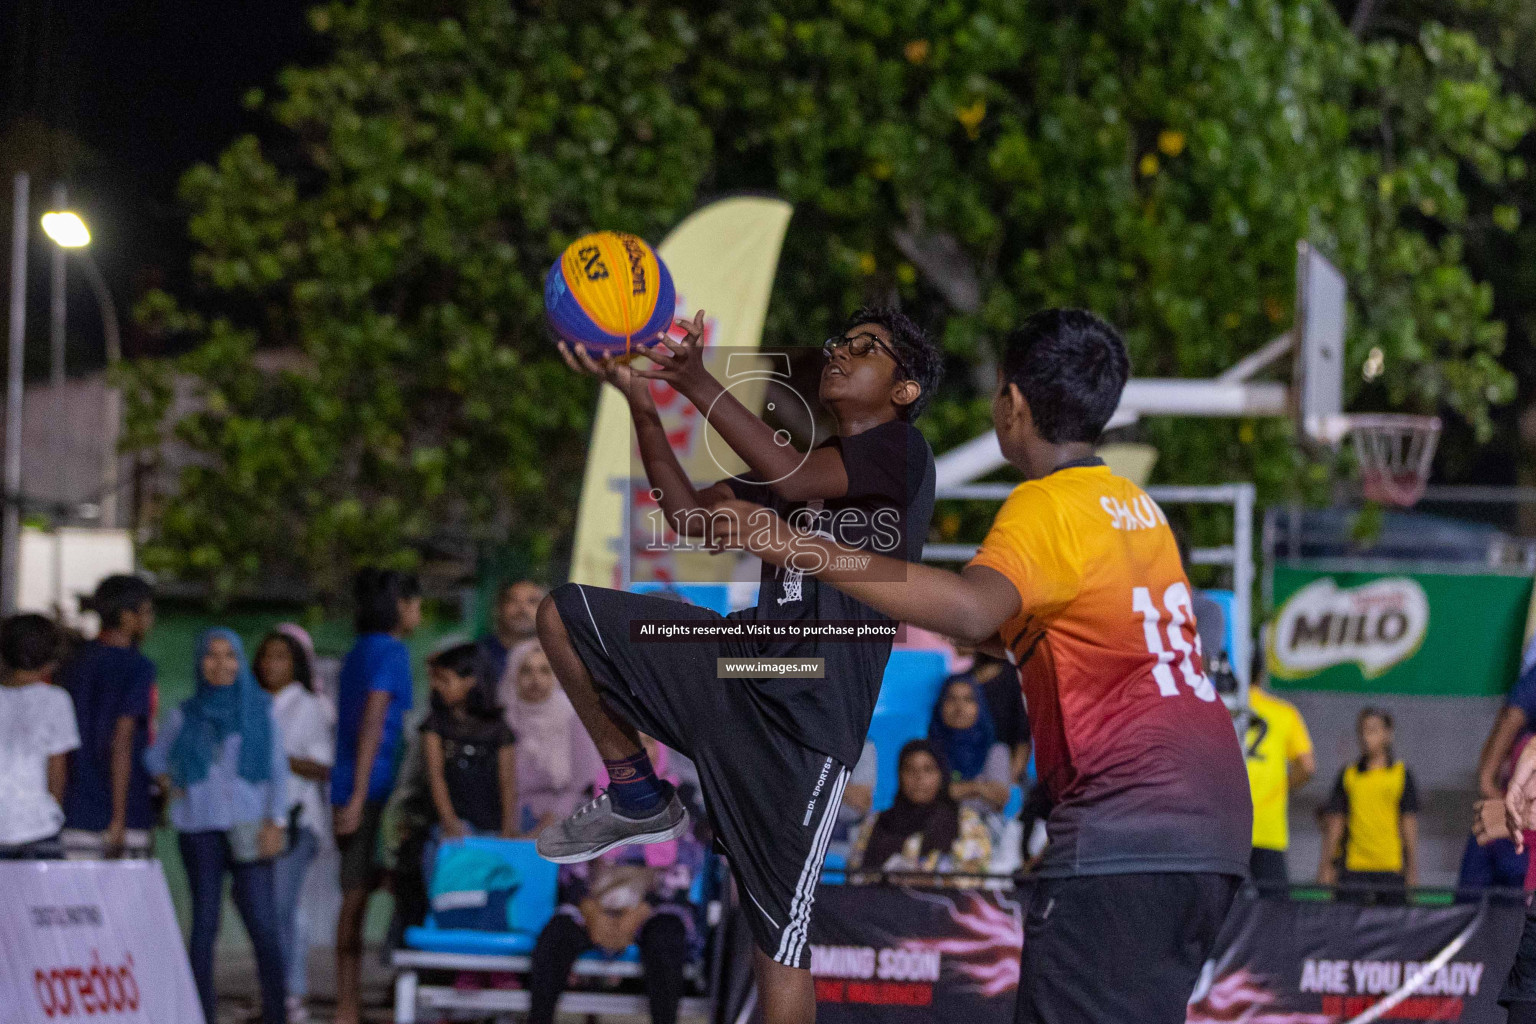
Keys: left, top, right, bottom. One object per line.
{"left": 41, "top": 211, "right": 90, "bottom": 249}
{"left": 39, "top": 209, "right": 122, "bottom": 528}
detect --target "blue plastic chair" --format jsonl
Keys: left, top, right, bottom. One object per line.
{"left": 404, "top": 837, "right": 559, "bottom": 956}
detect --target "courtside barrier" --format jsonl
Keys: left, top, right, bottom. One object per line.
{"left": 0, "top": 860, "right": 204, "bottom": 1024}
{"left": 794, "top": 881, "right": 1523, "bottom": 1024}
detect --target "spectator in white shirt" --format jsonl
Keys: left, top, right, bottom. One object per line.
{"left": 256, "top": 624, "right": 335, "bottom": 1024}
{"left": 0, "top": 614, "right": 79, "bottom": 859}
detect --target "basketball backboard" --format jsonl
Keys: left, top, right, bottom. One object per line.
{"left": 1293, "top": 241, "right": 1346, "bottom": 444}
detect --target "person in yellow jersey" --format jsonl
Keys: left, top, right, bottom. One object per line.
{"left": 1244, "top": 643, "right": 1314, "bottom": 891}
{"left": 1318, "top": 707, "right": 1419, "bottom": 903}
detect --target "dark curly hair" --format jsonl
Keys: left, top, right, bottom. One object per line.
{"left": 1000, "top": 309, "right": 1130, "bottom": 443}
{"left": 842, "top": 306, "right": 944, "bottom": 421}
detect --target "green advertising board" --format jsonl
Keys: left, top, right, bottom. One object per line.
{"left": 1267, "top": 564, "right": 1533, "bottom": 696}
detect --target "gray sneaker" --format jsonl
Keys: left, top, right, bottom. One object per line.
{"left": 535, "top": 787, "right": 689, "bottom": 864}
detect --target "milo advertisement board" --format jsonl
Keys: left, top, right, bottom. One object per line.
{"left": 1268, "top": 565, "right": 1533, "bottom": 696}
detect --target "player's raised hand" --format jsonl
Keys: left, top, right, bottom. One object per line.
{"left": 635, "top": 310, "right": 711, "bottom": 394}
{"left": 559, "top": 340, "right": 649, "bottom": 404}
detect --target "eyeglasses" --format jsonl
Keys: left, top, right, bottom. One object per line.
{"left": 823, "top": 332, "right": 912, "bottom": 380}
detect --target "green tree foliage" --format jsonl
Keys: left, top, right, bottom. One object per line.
{"left": 697, "top": 0, "right": 1528, "bottom": 491}
{"left": 132, "top": 0, "right": 1529, "bottom": 597}
{"left": 1346, "top": 0, "right": 1536, "bottom": 480}
{"left": 129, "top": 0, "right": 710, "bottom": 598}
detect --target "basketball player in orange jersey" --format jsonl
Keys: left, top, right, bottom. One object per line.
{"left": 711, "top": 308, "right": 1252, "bottom": 1023}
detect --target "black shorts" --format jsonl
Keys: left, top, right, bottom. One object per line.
{"left": 337, "top": 799, "right": 386, "bottom": 891}
{"left": 1017, "top": 872, "right": 1239, "bottom": 1024}
{"left": 550, "top": 583, "right": 850, "bottom": 968}
{"left": 1249, "top": 847, "right": 1289, "bottom": 891}
{"left": 1502, "top": 906, "right": 1536, "bottom": 1006}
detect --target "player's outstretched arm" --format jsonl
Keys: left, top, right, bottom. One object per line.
{"left": 709, "top": 499, "right": 1021, "bottom": 644}
{"left": 637, "top": 312, "right": 851, "bottom": 503}
{"left": 558, "top": 339, "right": 723, "bottom": 531}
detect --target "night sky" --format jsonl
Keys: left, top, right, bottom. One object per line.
{"left": 6, "top": 0, "right": 320, "bottom": 369}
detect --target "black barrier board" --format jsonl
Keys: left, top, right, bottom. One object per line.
{"left": 801, "top": 885, "right": 1524, "bottom": 1024}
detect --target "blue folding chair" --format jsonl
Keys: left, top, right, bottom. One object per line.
{"left": 404, "top": 837, "right": 559, "bottom": 956}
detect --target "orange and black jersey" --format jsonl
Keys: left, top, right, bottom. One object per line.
{"left": 968, "top": 461, "right": 1251, "bottom": 878}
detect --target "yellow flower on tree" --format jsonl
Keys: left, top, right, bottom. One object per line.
{"left": 1138, "top": 153, "right": 1160, "bottom": 177}
{"left": 904, "top": 39, "right": 930, "bottom": 64}
{"left": 956, "top": 99, "right": 986, "bottom": 140}
{"left": 1158, "top": 130, "right": 1186, "bottom": 157}
{"left": 858, "top": 252, "right": 877, "bottom": 275}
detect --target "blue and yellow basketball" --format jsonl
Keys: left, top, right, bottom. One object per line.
{"left": 544, "top": 231, "right": 676, "bottom": 357}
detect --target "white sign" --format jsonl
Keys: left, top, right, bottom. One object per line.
{"left": 0, "top": 861, "right": 203, "bottom": 1024}
{"left": 18, "top": 527, "right": 135, "bottom": 631}
{"left": 1271, "top": 577, "right": 1430, "bottom": 679}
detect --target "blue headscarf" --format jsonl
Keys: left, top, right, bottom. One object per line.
{"left": 168, "top": 629, "right": 274, "bottom": 787}
{"left": 928, "top": 675, "right": 997, "bottom": 781}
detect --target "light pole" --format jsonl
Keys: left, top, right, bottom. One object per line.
{"left": 3, "top": 174, "right": 30, "bottom": 615}
{"left": 40, "top": 210, "right": 122, "bottom": 529}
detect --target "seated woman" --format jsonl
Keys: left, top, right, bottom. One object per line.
{"left": 528, "top": 736, "right": 706, "bottom": 1024}
{"left": 499, "top": 638, "right": 601, "bottom": 833}
{"left": 928, "top": 676, "right": 1013, "bottom": 834}
{"left": 849, "top": 740, "right": 991, "bottom": 881}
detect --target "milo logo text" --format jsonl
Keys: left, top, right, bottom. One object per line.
{"left": 1271, "top": 577, "right": 1429, "bottom": 679}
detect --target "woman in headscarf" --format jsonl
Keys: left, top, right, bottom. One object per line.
{"left": 145, "top": 628, "right": 290, "bottom": 1024}
{"left": 849, "top": 739, "right": 991, "bottom": 882}
{"left": 499, "top": 638, "right": 602, "bottom": 833}
{"left": 928, "top": 676, "right": 1014, "bottom": 826}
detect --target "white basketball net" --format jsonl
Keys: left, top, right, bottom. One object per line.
{"left": 1342, "top": 414, "right": 1442, "bottom": 507}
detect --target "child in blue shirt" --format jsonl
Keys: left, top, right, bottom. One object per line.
{"left": 331, "top": 568, "right": 421, "bottom": 1024}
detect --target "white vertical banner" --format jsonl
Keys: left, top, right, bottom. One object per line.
{"left": 568, "top": 196, "right": 793, "bottom": 588}
{"left": 0, "top": 861, "right": 204, "bottom": 1024}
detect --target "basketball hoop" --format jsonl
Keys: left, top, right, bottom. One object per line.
{"left": 1313, "top": 413, "right": 1441, "bottom": 507}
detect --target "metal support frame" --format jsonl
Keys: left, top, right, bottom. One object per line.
{"left": 392, "top": 941, "right": 715, "bottom": 1021}
{"left": 926, "top": 482, "right": 1256, "bottom": 701}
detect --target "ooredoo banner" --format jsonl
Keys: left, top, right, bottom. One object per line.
{"left": 0, "top": 861, "right": 203, "bottom": 1024}
{"left": 807, "top": 884, "right": 1524, "bottom": 1024}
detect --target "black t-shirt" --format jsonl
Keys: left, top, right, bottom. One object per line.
{"left": 422, "top": 710, "right": 517, "bottom": 832}
{"left": 977, "top": 660, "right": 1029, "bottom": 751}
{"left": 724, "top": 418, "right": 936, "bottom": 767}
